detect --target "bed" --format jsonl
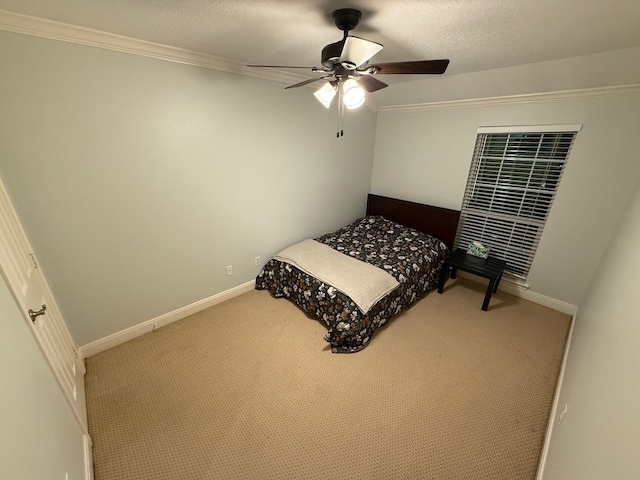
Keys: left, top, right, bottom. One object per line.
{"left": 255, "top": 194, "right": 460, "bottom": 353}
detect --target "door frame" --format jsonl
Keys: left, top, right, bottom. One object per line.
{"left": 0, "top": 174, "right": 89, "bottom": 434}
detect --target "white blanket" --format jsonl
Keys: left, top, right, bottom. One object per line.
{"left": 273, "top": 239, "right": 399, "bottom": 314}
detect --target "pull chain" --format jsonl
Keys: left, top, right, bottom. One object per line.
{"left": 340, "top": 89, "right": 345, "bottom": 137}
{"left": 336, "top": 82, "right": 345, "bottom": 138}
{"left": 336, "top": 84, "right": 340, "bottom": 138}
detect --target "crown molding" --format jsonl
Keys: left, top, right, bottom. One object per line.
{"left": 15, "top": 9, "right": 634, "bottom": 114}
{"left": 0, "top": 9, "right": 380, "bottom": 113}
{"left": 378, "top": 84, "right": 640, "bottom": 113}
{"left": 2, "top": 9, "right": 638, "bottom": 115}
{"left": 0, "top": 9, "right": 308, "bottom": 86}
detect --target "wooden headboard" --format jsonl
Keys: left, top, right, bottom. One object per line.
{"left": 366, "top": 194, "right": 461, "bottom": 250}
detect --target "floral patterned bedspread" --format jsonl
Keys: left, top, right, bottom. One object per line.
{"left": 255, "top": 215, "right": 449, "bottom": 353}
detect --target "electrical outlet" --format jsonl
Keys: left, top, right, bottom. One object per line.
{"left": 226, "top": 265, "right": 233, "bottom": 276}
{"left": 254, "top": 256, "right": 261, "bottom": 267}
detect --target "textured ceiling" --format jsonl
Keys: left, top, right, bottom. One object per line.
{"left": 1, "top": 0, "right": 640, "bottom": 103}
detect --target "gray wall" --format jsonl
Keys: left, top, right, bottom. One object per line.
{"left": 0, "top": 273, "right": 86, "bottom": 479}
{"left": 2, "top": 22, "right": 640, "bottom": 480}
{"left": 374, "top": 46, "right": 640, "bottom": 106}
{"left": 542, "top": 180, "right": 640, "bottom": 479}
{"left": 372, "top": 94, "right": 640, "bottom": 305}
{"left": 0, "top": 31, "right": 377, "bottom": 346}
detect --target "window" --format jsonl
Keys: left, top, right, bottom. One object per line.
{"left": 454, "top": 125, "right": 581, "bottom": 281}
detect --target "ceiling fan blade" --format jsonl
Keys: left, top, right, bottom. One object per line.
{"left": 284, "top": 75, "right": 333, "bottom": 90}
{"left": 358, "top": 75, "right": 388, "bottom": 92}
{"left": 369, "top": 59, "right": 450, "bottom": 75}
{"left": 339, "top": 36, "right": 383, "bottom": 69}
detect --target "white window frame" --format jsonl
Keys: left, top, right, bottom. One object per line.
{"left": 455, "top": 124, "right": 581, "bottom": 283}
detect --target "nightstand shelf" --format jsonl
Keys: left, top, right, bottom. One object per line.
{"left": 438, "top": 248, "right": 506, "bottom": 311}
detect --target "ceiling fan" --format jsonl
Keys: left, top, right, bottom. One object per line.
{"left": 248, "top": 8, "right": 449, "bottom": 137}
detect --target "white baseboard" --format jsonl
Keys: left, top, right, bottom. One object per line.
{"left": 535, "top": 308, "right": 578, "bottom": 480}
{"left": 499, "top": 281, "right": 577, "bottom": 315}
{"left": 457, "top": 271, "right": 578, "bottom": 315}
{"left": 79, "top": 280, "right": 256, "bottom": 358}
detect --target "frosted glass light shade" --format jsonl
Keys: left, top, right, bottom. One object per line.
{"left": 343, "top": 78, "right": 365, "bottom": 109}
{"left": 313, "top": 82, "right": 337, "bottom": 108}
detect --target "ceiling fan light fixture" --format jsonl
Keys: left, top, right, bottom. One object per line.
{"left": 313, "top": 82, "right": 337, "bottom": 108}
{"left": 342, "top": 78, "right": 365, "bottom": 109}
{"left": 247, "top": 8, "right": 450, "bottom": 135}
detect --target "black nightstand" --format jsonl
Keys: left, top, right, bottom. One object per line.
{"left": 438, "top": 248, "right": 506, "bottom": 311}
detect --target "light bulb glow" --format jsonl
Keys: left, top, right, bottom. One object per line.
{"left": 343, "top": 78, "right": 365, "bottom": 109}
{"left": 313, "top": 82, "right": 337, "bottom": 108}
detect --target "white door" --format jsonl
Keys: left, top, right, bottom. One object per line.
{"left": 0, "top": 175, "right": 88, "bottom": 431}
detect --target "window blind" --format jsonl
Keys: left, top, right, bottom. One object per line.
{"left": 455, "top": 128, "right": 579, "bottom": 279}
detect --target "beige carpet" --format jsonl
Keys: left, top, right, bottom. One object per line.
{"left": 85, "top": 277, "right": 571, "bottom": 480}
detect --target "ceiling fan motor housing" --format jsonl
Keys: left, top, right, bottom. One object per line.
{"left": 321, "top": 41, "right": 344, "bottom": 68}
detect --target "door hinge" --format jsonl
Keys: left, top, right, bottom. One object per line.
{"left": 28, "top": 253, "right": 38, "bottom": 269}
{"left": 72, "top": 347, "right": 79, "bottom": 359}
